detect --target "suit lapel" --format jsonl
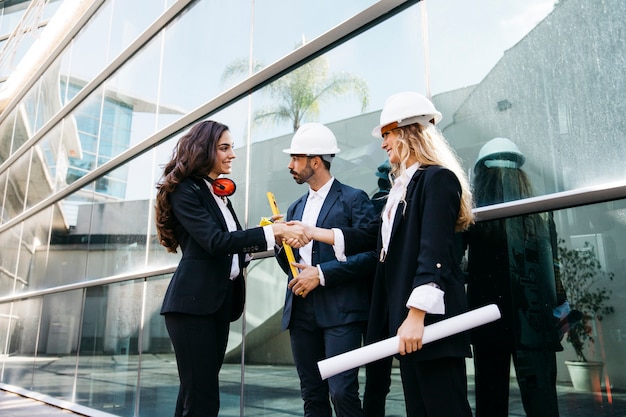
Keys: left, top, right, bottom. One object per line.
{"left": 292, "top": 194, "right": 307, "bottom": 221}
{"left": 226, "top": 200, "right": 242, "bottom": 230}
{"left": 389, "top": 169, "right": 422, "bottom": 239}
{"left": 194, "top": 178, "right": 229, "bottom": 231}
{"left": 316, "top": 180, "right": 341, "bottom": 227}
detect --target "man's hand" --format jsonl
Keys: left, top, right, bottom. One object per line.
{"left": 272, "top": 222, "right": 310, "bottom": 246}
{"left": 287, "top": 263, "right": 321, "bottom": 298}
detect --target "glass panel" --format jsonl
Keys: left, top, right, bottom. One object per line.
{"left": 0, "top": 298, "right": 43, "bottom": 389}
{"left": 158, "top": 0, "right": 378, "bottom": 132}
{"left": 17, "top": 58, "right": 70, "bottom": 146}
{"left": 0, "top": 1, "right": 28, "bottom": 35}
{"left": 97, "top": 31, "right": 162, "bottom": 162}
{"left": 157, "top": 1, "right": 252, "bottom": 126}
{"left": 31, "top": 290, "right": 82, "bottom": 400}
{"left": 63, "top": 89, "right": 105, "bottom": 187}
{"left": 0, "top": 222, "right": 22, "bottom": 295}
{"left": 251, "top": 0, "right": 377, "bottom": 68}
{"left": 0, "top": 108, "right": 18, "bottom": 163}
{"left": 137, "top": 275, "right": 177, "bottom": 417}
{"left": 75, "top": 280, "right": 143, "bottom": 416}
{"left": 42, "top": 0, "right": 63, "bottom": 20}
{"left": 465, "top": 199, "right": 626, "bottom": 415}
{"left": 10, "top": 101, "right": 32, "bottom": 157}
{"left": 47, "top": 187, "right": 94, "bottom": 286}
{"left": 24, "top": 126, "right": 64, "bottom": 211}
{"left": 9, "top": 210, "right": 51, "bottom": 294}
{"left": 57, "top": 0, "right": 165, "bottom": 104}
{"left": 5, "top": 150, "right": 30, "bottom": 215}
{"left": 18, "top": 207, "right": 55, "bottom": 293}
{"left": 428, "top": 0, "right": 626, "bottom": 196}
{"left": 0, "top": 169, "right": 8, "bottom": 224}
{"left": 58, "top": 37, "right": 161, "bottom": 191}
{"left": 20, "top": 77, "right": 44, "bottom": 137}
{"left": 106, "top": 1, "right": 167, "bottom": 62}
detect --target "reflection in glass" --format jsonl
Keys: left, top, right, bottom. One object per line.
{"left": 30, "top": 290, "right": 82, "bottom": 400}
{"left": 138, "top": 275, "right": 177, "bottom": 417}
{"left": 158, "top": 0, "right": 252, "bottom": 121}
{"left": 465, "top": 137, "right": 564, "bottom": 416}
{"left": 12, "top": 208, "right": 53, "bottom": 293}
{"left": 438, "top": 0, "right": 626, "bottom": 195}
{"left": 0, "top": 298, "right": 43, "bottom": 387}
{"left": 0, "top": 223, "right": 22, "bottom": 294}
{"left": 74, "top": 281, "right": 143, "bottom": 416}
{"left": 57, "top": 0, "right": 165, "bottom": 103}
{"left": 0, "top": 109, "right": 19, "bottom": 163}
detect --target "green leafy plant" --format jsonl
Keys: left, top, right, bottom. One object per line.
{"left": 558, "top": 238, "right": 614, "bottom": 362}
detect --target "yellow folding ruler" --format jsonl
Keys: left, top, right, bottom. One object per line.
{"left": 266, "top": 192, "right": 299, "bottom": 277}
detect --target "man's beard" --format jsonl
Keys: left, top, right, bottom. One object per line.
{"left": 290, "top": 164, "right": 314, "bottom": 185}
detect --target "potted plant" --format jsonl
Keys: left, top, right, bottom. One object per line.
{"left": 557, "top": 238, "right": 614, "bottom": 391}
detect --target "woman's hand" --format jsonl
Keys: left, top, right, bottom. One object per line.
{"left": 397, "top": 307, "right": 426, "bottom": 355}
{"left": 284, "top": 221, "right": 335, "bottom": 248}
{"left": 272, "top": 222, "right": 310, "bottom": 246}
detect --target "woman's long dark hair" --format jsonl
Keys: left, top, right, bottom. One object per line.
{"left": 472, "top": 163, "right": 534, "bottom": 207}
{"left": 155, "top": 120, "right": 229, "bottom": 253}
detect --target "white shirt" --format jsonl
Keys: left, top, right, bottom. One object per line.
{"left": 299, "top": 178, "right": 335, "bottom": 285}
{"left": 205, "top": 179, "right": 274, "bottom": 280}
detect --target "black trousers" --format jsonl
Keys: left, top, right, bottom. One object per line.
{"left": 363, "top": 357, "right": 392, "bottom": 417}
{"left": 164, "top": 303, "right": 231, "bottom": 417}
{"left": 399, "top": 355, "right": 472, "bottom": 417}
{"left": 289, "top": 296, "right": 366, "bottom": 417}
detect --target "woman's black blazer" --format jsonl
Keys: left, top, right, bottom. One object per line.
{"left": 345, "top": 166, "right": 471, "bottom": 361}
{"left": 160, "top": 177, "right": 267, "bottom": 321}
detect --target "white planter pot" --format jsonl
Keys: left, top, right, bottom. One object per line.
{"left": 564, "top": 360, "right": 604, "bottom": 392}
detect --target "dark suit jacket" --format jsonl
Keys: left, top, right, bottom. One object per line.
{"left": 277, "top": 179, "right": 378, "bottom": 330}
{"left": 160, "top": 177, "right": 267, "bottom": 321}
{"left": 345, "top": 166, "right": 471, "bottom": 361}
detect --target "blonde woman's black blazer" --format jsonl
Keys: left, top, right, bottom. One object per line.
{"left": 345, "top": 165, "right": 471, "bottom": 361}
{"left": 160, "top": 177, "right": 267, "bottom": 321}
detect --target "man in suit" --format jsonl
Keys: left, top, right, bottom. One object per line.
{"left": 276, "top": 123, "right": 378, "bottom": 417}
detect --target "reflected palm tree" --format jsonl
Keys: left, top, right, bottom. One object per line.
{"left": 222, "top": 48, "right": 369, "bottom": 132}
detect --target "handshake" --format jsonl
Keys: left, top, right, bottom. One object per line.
{"left": 262, "top": 215, "right": 315, "bottom": 248}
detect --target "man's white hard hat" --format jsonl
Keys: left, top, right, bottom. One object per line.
{"left": 283, "top": 123, "right": 341, "bottom": 160}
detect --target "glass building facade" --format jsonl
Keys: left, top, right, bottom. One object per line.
{"left": 0, "top": 0, "right": 624, "bottom": 416}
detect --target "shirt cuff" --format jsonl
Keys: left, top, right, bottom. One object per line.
{"left": 406, "top": 284, "right": 445, "bottom": 314}
{"left": 331, "top": 228, "right": 347, "bottom": 262}
{"left": 262, "top": 225, "right": 275, "bottom": 250}
{"left": 317, "top": 265, "right": 326, "bottom": 286}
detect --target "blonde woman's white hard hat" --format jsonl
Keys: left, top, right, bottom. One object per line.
{"left": 372, "top": 91, "right": 442, "bottom": 138}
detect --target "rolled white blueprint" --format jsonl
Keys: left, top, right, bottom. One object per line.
{"left": 318, "top": 304, "right": 500, "bottom": 380}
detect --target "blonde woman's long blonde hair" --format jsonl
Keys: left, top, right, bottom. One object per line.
{"left": 389, "top": 123, "right": 475, "bottom": 231}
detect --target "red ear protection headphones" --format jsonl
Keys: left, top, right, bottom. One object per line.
{"left": 206, "top": 177, "right": 236, "bottom": 197}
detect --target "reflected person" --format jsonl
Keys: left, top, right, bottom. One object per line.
{"left": 464, "top": 137, "right": 567, "bottom": 417}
